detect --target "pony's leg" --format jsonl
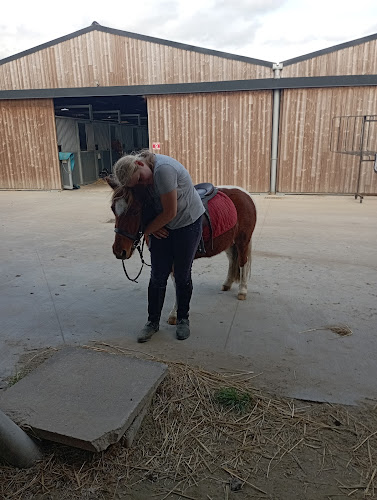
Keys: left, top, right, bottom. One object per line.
{"left": 168, "top": 272, "right": 177, "bottom": 325}
{"left": 237, "top": 266, "right": 248, "bottom": 300}
{"left": 222, "top": 247, "right": 234, "bottom": 291}
{"left": 237, "top": 241, "right": 252, "bottom": 301}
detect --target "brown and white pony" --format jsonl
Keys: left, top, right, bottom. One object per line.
{"left": 107, "top": 178, "right": 257, "bottom": 324}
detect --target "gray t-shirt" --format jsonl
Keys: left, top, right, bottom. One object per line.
{"left": 149, "top": 154, "right": 205, "bottom": 229}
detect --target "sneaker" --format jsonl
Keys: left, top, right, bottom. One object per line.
{"left": 176, "top": 319, "right": 190, "bottom": 340}
{"left": 137, "top": 321, "right": 159, "bottom": 343}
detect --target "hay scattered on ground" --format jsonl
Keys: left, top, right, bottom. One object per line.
{"left": 6, "top": 348, "right": 58, "bottom": 387}
{"left": 300, "top": 324, "right": 353, "bottom": 337}
{"left": 1, "top": 342, "right": 376, "bottom": 499}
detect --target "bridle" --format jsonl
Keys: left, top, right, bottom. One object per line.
{"left": 114, "top": 223, "right": 151, "bottom": 283}
{"left": 114, "top": 227, "right": 143, "bottom": 246}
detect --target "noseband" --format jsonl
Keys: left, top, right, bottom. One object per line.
{"left": 114, "top": 227, "right": 143, "bottom": 247}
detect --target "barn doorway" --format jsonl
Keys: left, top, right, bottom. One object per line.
{"left": 54, "top": 95, "right": 148, "bottom": 188}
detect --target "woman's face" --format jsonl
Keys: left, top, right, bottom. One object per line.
{"left": 126, "top": 161, "right": 153, "bottom": 187}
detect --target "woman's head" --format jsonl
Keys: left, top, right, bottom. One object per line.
{"left": 113, "top": 150, "right": 155, "bottom": 188}
{"left": 113, "top": 154, "right": 139, "bottom": 187}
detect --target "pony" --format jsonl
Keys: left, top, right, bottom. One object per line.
{"left": 107, "top": 178, "right": 257, "bottom": 324}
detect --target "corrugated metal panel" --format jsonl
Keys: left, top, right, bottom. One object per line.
{"left": 278, "top": 87, "right": 377, "bottom": 194}
{"left": 119, "top": 125, "right": 149, "bottom": 153}
{"left": 147, "top": 91, "right": 272, "bottom": 192}
{"left": 72, "top": 154, "right": 81, "bottom": 186}
{"left": 133, "top": 126, "right": 148, "bottom": 150}
{"left": 0, "top": 31, "right": 272, "bottom": 91}
{"left": 110, "top": 124, "right": 122, "bottom": 143}
{"left": 80, "top": 151, "right": 97, "bottom": 183}
{"left": 121, "top": 126, "right": 135, "bottom": 153}
{"left": 283, "top": 40, "right": 377, "bottom": 77}
{"left": 56, "top": 117, "right": 78, "bottom": 152}
{"left": 93, "top": 122, "right": 110, "bottom": 150}
{"left": 86, "top": 122, "right": 95, "bottom": 151}
{"left": 0, "top": 99, "right": 60, "bottom": 189}
{"left": 141, "top": 126, "right": 149, "bottom": 148}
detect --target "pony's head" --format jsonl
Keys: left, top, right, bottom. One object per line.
{"left": 107, "top": 177, "right": 143, "bottom": 260}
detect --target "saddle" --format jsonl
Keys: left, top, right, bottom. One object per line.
{"left": 194, "top": 182, "right": 218, "bottom": 253}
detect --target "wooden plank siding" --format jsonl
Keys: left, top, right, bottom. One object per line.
{"left": 147, "top": 91, "right": 272, "bottom": 192}
{"left": 0, "top": 99, "right": 60, "bottom": 189}
{"left": 0, "top": 31, "right": 272, "bottom": 91}
{"left": 278, "top": 87, "right": 377, "bottom": 194}
{"left": 283, "top": 40, "right": 377, "bottom": 77}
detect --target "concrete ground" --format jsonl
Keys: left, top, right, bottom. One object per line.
{"left": 1, "top": 182, "right": 376, "bottom": 405}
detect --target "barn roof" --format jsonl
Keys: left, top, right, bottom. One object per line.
{"left": 282, "top": 32, "right": 377, "bottom": 66}
{"left": 0, "top": 21, "right": 273, "bottom": 68}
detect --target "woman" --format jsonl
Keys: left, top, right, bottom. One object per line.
{"left": 113, "top": 150, "right": 205, "bottom": 342}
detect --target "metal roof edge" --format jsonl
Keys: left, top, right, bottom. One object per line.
{"left": 1, "top": 75, "right": 377, "bottom": 100}
{"left": 0, "top": 22, "right": 273, "bottom": 68}
{"left": 94, "top": 25, "right": 273, "bottom": 67}
{"left": 0, "top": 26, "right": 96, "bottom": 66}
{"left": 282, "top": 32, "right": 377, "bottom": 66}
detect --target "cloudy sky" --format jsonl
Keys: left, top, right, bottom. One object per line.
{"left": 1, "top": 0, "right": 377, "bottom": 63}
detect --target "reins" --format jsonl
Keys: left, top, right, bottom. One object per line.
{"left": 120, "top": 236, "right": 151, "bottom": 283}
{"left": 114, "top": 222, "right": 151, "bottom": 283}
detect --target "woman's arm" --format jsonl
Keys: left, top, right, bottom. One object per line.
{"left": 144, "top": 189, "right": 177, "bottom": 238}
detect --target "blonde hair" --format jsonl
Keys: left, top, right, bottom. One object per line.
{"left": 137, "top": 149, "right": 155, "bottom": 168}
{"left": 113, "top": 149, "right": 155, "bottom": 188}
{"left": 113, "top": 155, "right": 138, "bottom": 188}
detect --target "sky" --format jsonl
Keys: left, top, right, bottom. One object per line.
{"left": 1, "top": 0, "right": 377, "bottom": 64}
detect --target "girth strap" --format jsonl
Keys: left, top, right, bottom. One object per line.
{"left": 194, "top": 183, "right": 218, "bottom": 253}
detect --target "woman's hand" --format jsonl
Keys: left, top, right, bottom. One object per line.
{"left": 151, "top": 227, "right": 169, "bottom": 239}
{"left": 143, "top": 190, "right": 177, "bottom": 238}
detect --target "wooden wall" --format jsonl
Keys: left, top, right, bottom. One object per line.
{"left": 283, "top": 39, "right": 377, "bottom": 77}
{"left": 147, "top": 91, "right": 272, "bottom": 192}
{"left": 0, "top": 99, "right": 61, "bottom": 189}
{"left": 278, "top": 87, "right": 377, "bottom": 194}
{"left": 2, "top": 27, "right": 377, "bottom": 194}
{"left": 0, "top": 31, "right": 272, "bottom": 91}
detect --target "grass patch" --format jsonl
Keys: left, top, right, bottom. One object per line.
{"left": 7, "top": 370, "right": 26, "bottom": 387}
{"left": 214, "top": 387, "right": 252, "bottom": 412}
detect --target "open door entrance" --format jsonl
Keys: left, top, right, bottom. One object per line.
{"left": 55, "top": 95, "right": 149, "bottom": 186}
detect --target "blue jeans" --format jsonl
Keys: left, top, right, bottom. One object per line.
{"left": 147, "top": 216, "right": 202, "bottom": 323}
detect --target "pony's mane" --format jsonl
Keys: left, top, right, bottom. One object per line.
{"left": 111, "top": 184, "right": 133, "bottom": 205}
{"left": 108, "top": 173, "right": 149, "bottom": 213}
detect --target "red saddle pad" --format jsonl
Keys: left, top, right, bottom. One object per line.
{"left": 202, "top": 190, "right": 237, "bottom": 241}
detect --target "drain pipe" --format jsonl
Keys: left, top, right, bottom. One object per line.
{"left": 270, "top": 63, "right": 283, "bottom": 194}
{"left": 0, "top": 409, "right": 42, "bottom": 468}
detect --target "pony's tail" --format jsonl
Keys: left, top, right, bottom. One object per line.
{"left": 229, "top": 240, "right": 252, "bottom": 283}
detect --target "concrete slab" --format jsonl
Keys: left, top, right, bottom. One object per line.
{"left": 0, "top": 347, "right": 168, "bottom": 451}
{"left": 0, "top": 184, "right": 376, "bottom": 406}
{"left": 123, "top": 391, "right": 154, "bottom": 448}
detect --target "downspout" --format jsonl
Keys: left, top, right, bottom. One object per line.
{"left": 270, "top": 63, "right": 283, "bottom": 194}
{"left": 0, "top": 409, "right": 42, "bottom": 468}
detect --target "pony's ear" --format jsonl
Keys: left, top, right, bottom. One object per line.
{"left": 105, "top": 175, "right": 119, "bottom": 190}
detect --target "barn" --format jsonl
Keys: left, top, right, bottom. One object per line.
{"left": 0, "top": 22, "right": 377, "bottom": 196}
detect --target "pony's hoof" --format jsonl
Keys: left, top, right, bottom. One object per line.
{"left": 237, "top": 293, "right": 247, "bottom": 300}
{"left": 168, "top": 317, "right": 177, "bottom": 325}
{"left": 222, "top": 285, "right": 231, "bottom": 291}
